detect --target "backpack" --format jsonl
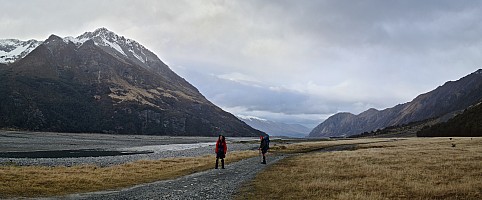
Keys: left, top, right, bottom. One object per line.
{"left": 261, "top": 136, "right": 270, "bottom": 150}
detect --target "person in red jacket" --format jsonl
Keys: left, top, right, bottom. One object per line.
{"left": 215, "top": 135, "right": 227, "bottom": 169}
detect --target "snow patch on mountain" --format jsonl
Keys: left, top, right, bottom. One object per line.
{"left": 0, "top": 39, "right": 41, "bottom": 63}
{"left": 130, "top": 49, "right": 146, "bottom": 63}
{"left": 99, "top": 38, "right": 128, "bottom": 57}
{"left": 63, "top": 36, "right": 89, "bottom": 45}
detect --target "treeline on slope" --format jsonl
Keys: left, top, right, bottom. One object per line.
{"left": 417, "top": 102, "right": 482, "bottom": 137}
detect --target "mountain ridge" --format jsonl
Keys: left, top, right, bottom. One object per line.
{"left": 309, "top": 69, "right": 482, "bottom": 137}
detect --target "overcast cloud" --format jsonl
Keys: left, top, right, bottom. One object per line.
{"left": 2, "top": 0, "right": 482, "bottom": 127}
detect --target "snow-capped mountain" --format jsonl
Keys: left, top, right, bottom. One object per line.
{"left": 1, "top": 28, "right": 170, "bottom": 73}
{"left": 65, "top": 28, "right": 169, "bottom": 76}
{"left": 0, "top": 39, "right": 41, "bottom": 63}
{"left": 2, "top": 28, "right": 195, "bottom": 95}
{"left": 1, "top": 28, "right": 174, "bottom": 74}
{"left": 0, "top": 28, "right": 264, "bottom": 137}
{"left": 238, "top": 115, "right": 310, "bottom": 138}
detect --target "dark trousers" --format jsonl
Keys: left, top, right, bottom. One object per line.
{"left": 215, "top": 158, "right": 224, "bottom": 169}
{"left": 262, "top": 149, "right": 268, "bottom": 164}
{"left": 216, "top": 152, "right": 225, "bottom": 169}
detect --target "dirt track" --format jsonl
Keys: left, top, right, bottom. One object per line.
{"left": 64, "top": 155, "right": 285, "bottom": 200}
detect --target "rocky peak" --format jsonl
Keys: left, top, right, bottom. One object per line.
{"left": 92, "top": 27, "right": 117, "bottom": 38}
{"left": 46, "top": 34, "right": 62, "bottom": 41}
{"left": 43, "top": 35, "right": 68, "bottom": 47}
{"left": 77, "top": 27, "right": 126, "bottom": 46}
{"left": 72, "top": 28, "right": 171, "bottom": 77}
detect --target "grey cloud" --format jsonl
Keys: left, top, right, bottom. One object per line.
{"left": 174, "top": 67, "right": 386, "bottom": 116}
{"left": 2, "top": 0, "right": 482, "bottom": 126}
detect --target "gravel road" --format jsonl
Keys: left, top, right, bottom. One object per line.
{"left": 61, "top": 155, "right": 286, "bottom": 200}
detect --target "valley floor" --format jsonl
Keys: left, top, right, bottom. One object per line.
{"left": 1, "top": 132, "right": 479, "bottom": 199}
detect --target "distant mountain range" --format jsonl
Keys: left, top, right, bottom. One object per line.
{"left": 309, "top": 69, "right": 482, "bottom": 137}
{"left": 238, "top": 116, "right": 310, "bottom": 138}
{"left": 0, "top": 28, "right": 264, "bottom": 137}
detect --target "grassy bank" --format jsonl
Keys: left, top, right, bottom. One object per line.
{"left": 237, "top": 138, "right": 482, "bottom": 200}
{"left": 0, "top": 150, "right": 257, "bottom": 198}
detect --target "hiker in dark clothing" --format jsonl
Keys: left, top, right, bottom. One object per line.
{"left": 259, "top": 135, "right": 270, "bottom": 164}
{"left": 215, "top": 135, "right": 227, "bottom": 169}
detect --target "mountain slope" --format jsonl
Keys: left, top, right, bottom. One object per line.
{"left": 238, "top": 116, "right": 310, "bottom": 138}
{"left": 0, "top": 28, "right": 264, "bottom": 137}
{"left": 309, "top": 69, "right": 482, "bottom": 137}
{"left": 417, "top": 102, "right": 482, "bottom": 137}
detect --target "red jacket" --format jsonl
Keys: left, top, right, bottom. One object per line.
{"left": 215, "top": 139, "right": 227, "bottom": 154}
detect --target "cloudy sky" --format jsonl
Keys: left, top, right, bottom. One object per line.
{"left": 2, "top": 0, "right": 482, "bottom": 127}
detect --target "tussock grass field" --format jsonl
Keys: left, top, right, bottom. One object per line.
{"left": 269, "top": 138, "right": 389, "bottom": 153}
{"left": 0, "top": 150, "right": 257, "bottom": 198}
{"left": 238, "top": 137, "right": 482, "bottom": 200}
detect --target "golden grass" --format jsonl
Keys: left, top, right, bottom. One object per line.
{"left": 238, "top": 138, "right": 482, "bottom": 200}
{"left": 269, "top": 138, "right": 390, "bottom": 153}
{"left": 0, "top": 150, "right": 258, "bottom": 198}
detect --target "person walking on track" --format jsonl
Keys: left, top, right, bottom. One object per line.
{"left": 259, "top": 135, "right": 270, "bottom": 164}
{"left": 215, "top": 135, "right": 227, "bottom": 169}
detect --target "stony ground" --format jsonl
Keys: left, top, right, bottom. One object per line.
{"left": 63, "top": 155, "right": 285, "bottom": 200}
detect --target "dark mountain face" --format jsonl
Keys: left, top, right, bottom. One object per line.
{"left": 0, "top": 28, "right": 264, "bottom": 137}
{"left": 417, "top": 102, "right": 482, "bottom": 137}
{"left": 309, "top": 69, "right": 482, "bottom": 137}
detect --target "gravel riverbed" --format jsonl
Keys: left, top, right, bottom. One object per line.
{"left": 0, "top": 143, "right": 259, "bottom": 167}
{"left": 0, "top": 131, "right": 260, "bottom": 167}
